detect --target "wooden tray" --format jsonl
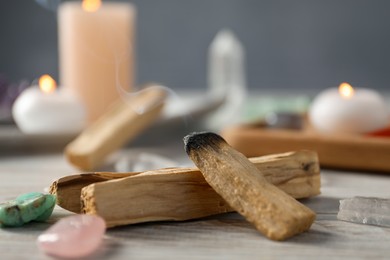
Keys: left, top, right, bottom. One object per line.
{"left": 221, "top": 124, "right": 390, "bottom": 173}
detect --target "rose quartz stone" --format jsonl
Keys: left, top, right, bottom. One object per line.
{"left": 37, "top": 215, "right": 106, "bottom": 258}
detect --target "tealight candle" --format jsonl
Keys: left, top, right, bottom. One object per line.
{"left": 12, "top": 75, "right": 86, "bottom": 135}
{"left": 309, "top": 82, "right": 389, "bottom": 134}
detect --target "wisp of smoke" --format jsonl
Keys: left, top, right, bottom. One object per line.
{"left": 34, "top": 0, "right": 192, "bottom": 126}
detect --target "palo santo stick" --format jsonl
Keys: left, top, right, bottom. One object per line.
{"left": 51, "top": 150, "right": 319, "bottom": 213}
{"left": 50, "top": 172, "right": 141, "bottom": 213}
{"left": 81, "top": 168, "right": 229, "bottom": 227}
{"left": 65, "top": 86, "right": 166, "bottom": 171}
{"left": 184, "top": 132, "right": 316, "bottom": 241}
{"left": 79, "top": 151, "right": 320, "bottom": 227}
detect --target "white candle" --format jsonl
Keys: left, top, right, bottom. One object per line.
{"left": 12, "top": 75, "right": 86, "bottom": 135}
{"left": 58, "top": 0, "right": 135, "bottom": 122}
{"left": 309, "top": 83, "right": 389, "bottom": 134}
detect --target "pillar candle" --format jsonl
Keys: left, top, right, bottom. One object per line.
{"left": 58, "top": 1, "right": 135, "bottom": 122}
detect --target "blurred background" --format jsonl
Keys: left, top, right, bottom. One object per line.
{"left": 1, "top": 0, "right": 390, "bottom": 94}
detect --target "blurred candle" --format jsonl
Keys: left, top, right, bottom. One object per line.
{"left": 12, "top": 75, "right": 86, "bottom": 135}
{"left": 58, "top": 0, "right": 135, "bottom": 122}
{"left": 309, "top": 82, "right": 389, "bottom": 134}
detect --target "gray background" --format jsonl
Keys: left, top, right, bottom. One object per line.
{"left": 1, "top": 0, "right": 390, "bottom": 93}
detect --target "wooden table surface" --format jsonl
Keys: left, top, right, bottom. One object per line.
{"left": 1, "top": 134, "right": 390, "bottom": 260}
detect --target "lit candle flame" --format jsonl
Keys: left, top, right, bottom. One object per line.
{"left": 338, "top": 82, "right": 354, "bottom": 99}
{"left": 39, "top": 74, "right": 57, "bottom": 94}
{"left": 82, "top": 0, "right": 101, "bottom": 12}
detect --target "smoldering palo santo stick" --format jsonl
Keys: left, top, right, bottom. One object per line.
{"left": 65, "top": 86, "right": 167, "bottom": 171}
{"left": 184, "top": 132, "right": 316, "bottom": 241}
{"left": 52, "top": 151, "right": 320, "bottom": 214}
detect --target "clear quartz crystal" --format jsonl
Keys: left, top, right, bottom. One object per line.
{"left": 206, "top": 29, "right": 247, "bottom": 130}
{"left": 337, "top": 197, "right": 390, "bottom": 227}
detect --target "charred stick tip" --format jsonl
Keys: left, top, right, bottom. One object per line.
{"left": 183, "top": 132, "right": 226, "bottom": 155}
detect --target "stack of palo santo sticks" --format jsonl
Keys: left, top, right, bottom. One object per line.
{"left": 51, "top": 144, "right": 319, "bottom": 241}
{"left": 53, "top": 87, "right": 320, "bottom": 241}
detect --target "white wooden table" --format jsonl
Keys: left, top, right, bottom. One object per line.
{"left": 0, "top": 131, "right": 390, "bottom": 260}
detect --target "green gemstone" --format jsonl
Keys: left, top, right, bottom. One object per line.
{"left": 0, "top": 193, "right": 56, "bottom": 227}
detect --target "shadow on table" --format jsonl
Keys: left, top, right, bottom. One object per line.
{"left": 107, "top": 207, "right": 336, "bottom": 245}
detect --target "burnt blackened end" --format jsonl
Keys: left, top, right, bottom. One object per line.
{"left": 183, "top": 132, "right": 226, "bottom": 155}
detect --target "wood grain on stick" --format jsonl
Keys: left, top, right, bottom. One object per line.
{"left": 81, "top": 167, "right": 229, "bottom": 227}
{"left": 76, "top": 151, "right": 319, "bottom": 228}
{"left": 50, "top": 172, "right": 140, "bottom": 213}
{"left": 184, "top": 132, "right": 316, "bottom": 241}
{"left": 51, "top": 151, "right": 319, "bottom": 213}
{"left": 65, "top": 86, "right": 167, "bottom": 171}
